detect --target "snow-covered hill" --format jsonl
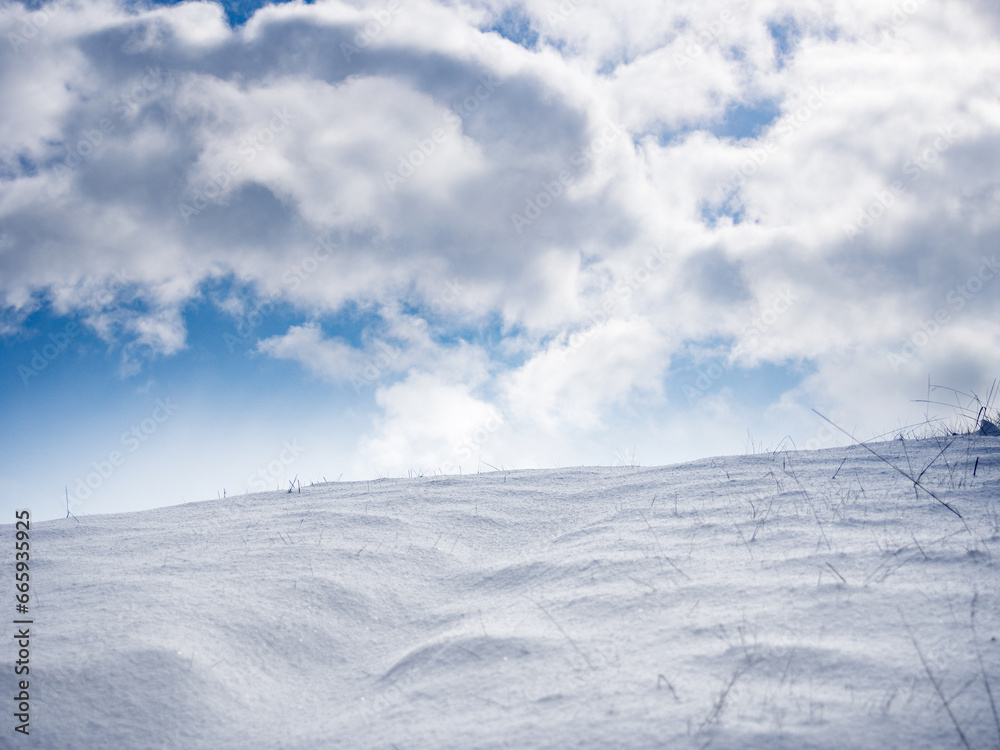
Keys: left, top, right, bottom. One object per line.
{"left": 6, "top": 437, "right": 1000, "bottom": 749}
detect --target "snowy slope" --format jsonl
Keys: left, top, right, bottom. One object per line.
{"left": 5, "top": 436, "right": 1000, "bottom": 749}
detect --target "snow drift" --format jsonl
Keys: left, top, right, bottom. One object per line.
{"left": 5, "top": 436, "right": 1000, "bottom": 749}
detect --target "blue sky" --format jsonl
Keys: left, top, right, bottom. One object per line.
{"left": 2, "top": 0, "right": 999, "bottom": 520}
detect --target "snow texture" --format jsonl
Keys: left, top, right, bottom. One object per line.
{"left": 4, "top": 437, "right": 1000, "bottom": 749}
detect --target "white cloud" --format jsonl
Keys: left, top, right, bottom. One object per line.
{"left": 354, "top": 371, "right": 504, "bottom": 474}
{"left": 256, "top": 322, "right": 370, "bottom": 382}
{"left": 3, "top": 0, "right": 1000, "bottom": 473}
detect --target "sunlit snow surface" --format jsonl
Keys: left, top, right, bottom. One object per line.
{"left": 7, "top": 437, "right": 1000, "bottom": 749}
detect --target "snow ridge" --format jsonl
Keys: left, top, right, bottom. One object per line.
{"left": 6, "top": 437, "right": 1000, "bottom": 749}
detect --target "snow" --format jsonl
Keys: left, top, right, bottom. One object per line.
{"left": 6, "top": 436, "right": 1000, "bottom": 748}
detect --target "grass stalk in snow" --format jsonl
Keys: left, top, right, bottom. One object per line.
{"left": 813, "top": 410, "right": 966, "bottom": 522}
{"left": 971, "top": 594, "right": 1000, "bottom": 748}
{"left": 696, "top": 660, "right": 756, "bottom": 737}
{"left": 783, "top": 452, "right": 832, "bottom": 551}
{"left": 657, "top": 673, "right": 681, "bottom": 702}
{"left": 903, "top": 617, "right": 972, "bottom": 750}
{"left": 533, "top": 598, "right": 595, "bottom": 671}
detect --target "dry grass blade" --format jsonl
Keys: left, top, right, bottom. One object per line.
{"left": 697, "top": 663, "right": 752, "bottom": 735}
{"left": 638, "top": 510, "right": 690, "bottom": 580}
{"left": 657, "top": 673, "right": 681, "bottom": 702}
{"left": 916, "top": 438, "right": 956, "bottom": 483}
{"left": 812, "top": 410, "right": 964, "bottom": 520}
{"left": 533, "top": 599, "right": 595, "bottom": 671}
{"left": 825, "top": 562, "right": 847, "bottom": 584}
{"left": 971, "top": 594, "right": 1000, "bottom": 747}
{"left": 903, "top": 617, "right": 972, "bottom": 750}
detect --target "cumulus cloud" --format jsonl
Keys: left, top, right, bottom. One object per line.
{"left": 3, "top": 0, "right": 1000, "bottom": 473}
